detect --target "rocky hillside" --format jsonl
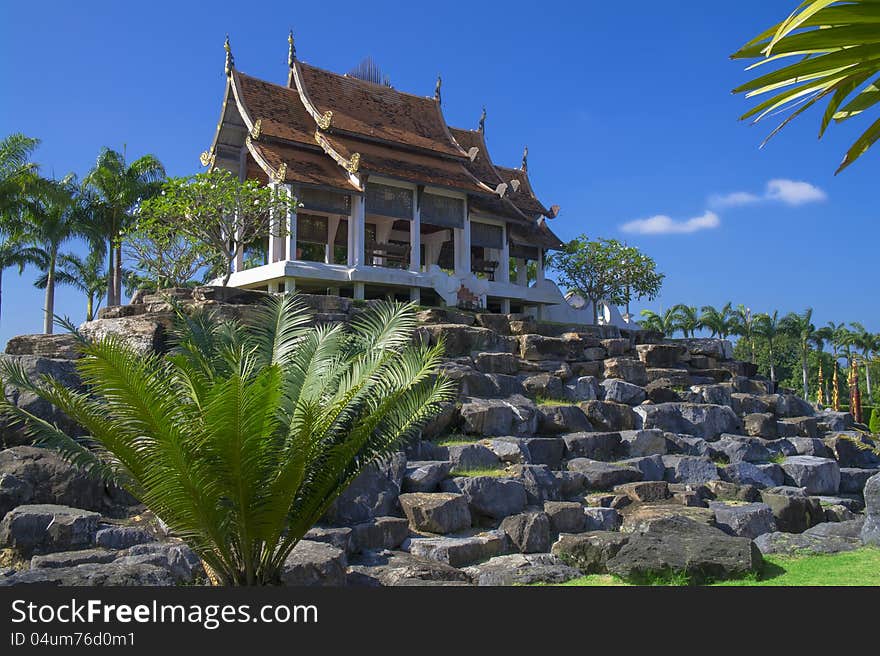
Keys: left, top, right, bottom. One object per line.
{"left": 1, "top": 287, "right": 878, "bottom": 586}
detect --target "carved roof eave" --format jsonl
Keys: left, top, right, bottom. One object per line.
{"left": 431, "top": 96, "right": 471, "bottom": 160}
{"left": 495, "top": 164, "right": 558, "bottom": 219}
{"left": 201, "top": 79, "right": 235, "bottom": 170}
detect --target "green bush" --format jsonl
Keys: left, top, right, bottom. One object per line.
{"left": 871, "top": 407, "right": 880, "bottom": 434}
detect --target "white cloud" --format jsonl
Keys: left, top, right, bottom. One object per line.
{"left": 620, "top": 210, "right": 721, "bottom": 235}
{"left": 709, "top": 179, "right": 826, "bottom": 208}
{"left": 765, "top": 179, "right": 827, "bottom": 206}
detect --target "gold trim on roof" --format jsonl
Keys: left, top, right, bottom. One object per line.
{"left": 317, "top": 110, "right": 333, "bottom": 130}
{"left": 250, "top": 119, "right": 262, "bottom": 140}
{"left": 224, "top": 34, "right": 234, "bottom": 77}
{"left": 199, "top": 150, "right": 215, "bottom": 167}
{"left": 347, "top": 153, "right": 361, "bottom": 173}
{"left": 273, "top": 162, "right": 288, "bottom": 183}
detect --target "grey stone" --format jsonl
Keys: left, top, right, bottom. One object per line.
{"left": 537, "top": 404, "right": 592, "bottom": 434}
{"left": 486, "top": 438, "right": 530, "bottom": 464}
{"left": 743, "top": 412, "right": 777, "bottom": 438}
{"left": 825, "top": 434, "right": 880, "bottom": 469}
{"left": 554, "top": 471, "right": 587, "bottom": 499}
{"left": 601, "top": 379, "right": 647, "bottom": 406}
{"left": 94, "top": 525, "right": 154, "bottom": 550}
{"left": 712, "top": 435, "right": 772, "bottom": 464}
{"left": 754, "top": 531, "right": 861, "bottom": 556}
{"left": 351, "top": 517, "right": 410, "bottom": 552}
{"left": 473, "top": 352, "right": 519, "bottom": 374}
{"left": 581, "top": 401, "right": 637, "bottom": 432}
{"left": 445, "top": 443, "right": 501, "bottom": 470}
{"left": 281, "top": 540, "right": 347, "bottom": 586}
{"left": 500, "top": 512, "right": 551, "bottom": 553}
{"left": 509, "top": 464, "right": 560, "bottom": 505}
{"left": 862, "top": 472, "right": 880, "bottom": 547}
{"left": 518, "top": 438, "right": 565, "bottom": 469}
{"left": 760, "top": 490, "right": 824, "bottom": 533}
{"left": 0, "top": 504, "right": 100, "bottom": 556}
{"left": 804, "top": 518, "right": 864, "bottom": 539}
{"left": 0, "top": 562, "right": 176, "bottom": 586}
{"left": 463, "top": 553, "right": 579, "bottom": 586}
{"left": 79, "top": 315, "right": 170, "bottom": 355}
{"left": 544, "top": 501, "right": 586, "bottom": 534}
{"left": 562, "top": 432, "right": 621, "bottom": 461}
{"left": 551, "top": 531, "right": 631, "bottom": 574}
{"left": 619, "top": 429, "right": 667, "bottom": 457}
{"left": 403, "top": 460, "right": 452, "bottom": 493}
{"left": 617, "top": 455, "right": 666, "bottom": 482}
{"left": 324, "top": 452, "right": 405, "bottom": 524}
{"left": 664, "top": 433, "right": 712, "bottom": 457}
{"left": 303, "top": 526, "right": 353, "bottom": 553}
{"left": 566, "top": 459, "right": 642, "bottom": 490}
{"left": 720, "top": 462, "right": 779, "bottom": 489}
{"left": 569, "top": 376, "right": 600, "bottom": 402}
{"left": 709, "top": 502, "right": 776, "bottom": 539}
{"left": 636, "top": 343, "right": 686, "bottom": 367}
{"left": 346, "top": 550, "right": 469, "bottom": 587}
{"left": 398, "top": 493, "right": 471, "bottom": 535}
{"left": 404, "top": 530, "right": 507, "bottom": 567}
{"left": 30, "top": 548, "right": 118, "bottom": 569}
{"left": 459, "top": 395, "right": 538, "bottom": 437}
{"left": 603, "top": 358, "right": 648, "bottom": 386}
{"left": 781, "top": 456, "right": 840, "bottom": 495}
{"left": 583, "top": 507, "right": 622, "bottom": 532}
{"left": 839, "top": 468, "right": 879, "bottom": 494}
{"left": 620, "top": 503, "right": 716, "bottom": 533}
{"left": 5, "top": 333, "right": 81, "bottom": 359}
{"left": 634, "top": 403, "right": 741, "bottom": 440}
{"left": 613, "top": 481, "right": 670, "bottom": 503}
{"left": 661, "top": 455, "right": 719, "bottom": 485}
{"left": 440, "top": 476, "right": 527, "bottom": 520}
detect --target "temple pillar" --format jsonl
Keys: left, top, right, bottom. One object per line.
{"left": 326, "top": 216, "right": 340, "bottom": 264}
{"left": 353, "top": 282, "right": 365, "bottom": 300}
{"left": 535, "top": 249, "right": 545, "bottom": 283}
{"left": 454, "top": 213, "right": 471, "bottom": 277}
{"left": 515, "top": 257, "right": 527, "bottom": 286}
{"left": 410, "top": 191, "right": 421, "bottom": 272}
{"left": 348, "top": 195, "right": 365, "bottom": 267}
{"left": 497, "top": 224, "right": 510, "bottom": 283}
{"left": 283, "top": 184, "right": 296, "bottom": 261}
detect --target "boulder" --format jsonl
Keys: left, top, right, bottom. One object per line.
{"left": 743, "top": 412, "right": 777, "bottom": 438}
{"left": 281, "top": 540, "right": 347, "bottom": 586}
{"left": 773, "top": 394, "right": 815, "bottom": 418}
{"left": 521, "top": 373, "right": 565, "bottom": 399}
{"left": 754, "top": 531, "right": 861, "bottom": 556}
{"left": 634, "top": 403, "right": 741, "bottom": 440}
{"left": 568, "top": 376, "right": 600, "bottom": 402}
{"left": 778, "top": 416, "right": 819, "bottom": 439}
{"left": 619, "top": 429, "right": 667, "bottom": 458}
{"left": 862, "top": 472, "right": 880, "bottom": 547}
{"left": 839, "top": 468, "right": 879, "bottom": 495}
{"left": 509, "top": 464, "right": 560, "bottom": 505}
{"left": 398, "top": 493, "right": 471, "bottom": 535}
{"left": 351, "top": 517, "right": 410, "bottom": 551}
{"left": 711, "top": 435, "right": 772, "bottom": 464}
{"left": 403, "top": 460, "right": 452, "bottom": 493}
{"left": 404, "top": 530, "right": 507, "bottom": 568}
{"left": 440, "top": 476, "right": 527, "bottom": 520}
{"left": 760, "top": 490, "right": 823, "bottom": 534}
{"left": 709, "top": 502, "right": 776, "bottom": 539}
{"left": 517, "top": 438, "right": 565, "bottom": 469}
{"left": 519, "top": 334, "right": 571, "bottom": 361}
{"left": 324, "top": 452, "right": 405, "bottom": 524}
{"left": 30, "top": 548, "right": 118, "bottom": 569}
{"left": 720, "top": 462, "right": 780, "bottom": 489}
{"left": 78, "top": 315, "right": 171, "bottom": 355}
{"left": 613, "top": 481, "right": 670, "bottom": 503}
{"left": 0, "top": 562, "right": 176, "bottom": 586}
{"left": 459, "top": 396, "right": 538, "bottom": 437}
{"left": 562, "top": 432, "right": 621, "bottom": 461}
{"left": 473, "top": 352, "right": 519, "bottom": 375}
{"left": 566, "top": 459, "right": 642, "bottom": 490}
{"left": 606, "top": 516, "right": 762, "bottom": 584}
{"left": 603, "top": 358, "right": 648, "bottom": 387}
{"left": 444, "top": 443, "right": 501, "bottom": 471}
{"left": 620, "top": 503, "right": 715, "bottom": 533}
{"left": 551, "top": 531, "right": 631, "bottom": 574}
{"left": 645, "top": 380, "right": 683, "bottom": 404}
{"left": 646, "top": 369, "right": 692, "bottom": 387}
{"left": 661, "top": 455, "right": 719, "bottom": 485}
{"left": 601, "top": 379, "right": 646, "bottom": 406}
{"left": 544, "top": 501, "right": 586, "bottom": 534}
{"left": 346, "top": 550, "right": 469, "bottom": 587}
{"left": 537, "top": 405, "right": 592, "bottom": 434}
{"left": 824, "top": 434, "right": 880, "bottom": 469}
{"left": 581, "top": 400, "right": 637, "bottom": 432}
{"left": 5, "top": 334, "right": 80, "bottom": 359}
{"left": 0, "top": 504, "right": 100, "bottom": 557}
{"left": 417, "top": 324, "right": 511, "bottom": 358}
{"left": 500, "top": 512, "right": 551, "bottom": 553}
{"left": 583, "top": 507, "right": 622, "bottom": 532}
{"left": 636, "top": 344, "right": 686, "bottom": 367}
{"left": 617, "top": 455, "right": 666, "bottom": 482}
{"left": 780, "top": 456, "right": 840, "bottom": 495}
{"left": 115, "top": 542, "right": 203, "bottom": 583}
{"left": 303, "top": 526, "right": 353, "bottom": 553}
{"left": 677, "top": 338, "right": 734, "bottom": 360}
{"left": 463, "top": 553, "right": 579, "bottom": 586}
{"left": 486, "top": 438, "right": 530, "bottom": 465}
{"left": 94, "top": 526, "right": 154, "bottom": 550}
{"left": 772, "top": 437, "right": 831, "bottom": 458}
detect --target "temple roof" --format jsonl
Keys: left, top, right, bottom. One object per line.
{"left": 234, "top": 72, "right": 315, "bottom": 146}
{"left": 248, "top": 139, "right": 357, "bottom": 192}
{"left": 292, "top": 61, "right": 468, "bottom": 159}
{"left": 495, "top": 165, "right": 557, "bottom": 219}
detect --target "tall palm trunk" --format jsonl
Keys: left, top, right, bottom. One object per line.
{"left": 114, "top": 243, "right": 123, "bottom": 304}
{"left": 864, "top": 350, "right": 873, "bottom": 403}
{"left": 43, "top": 257, "right": 55, "bottom": 334}
{"left": 768, "top": 339, "right": 777, "bottom": 383}
{"left": 106, "top": 238, "right": 116, "bottom": 306}
{"left": 801, "top": 345, "right": 809, "bottom": 400}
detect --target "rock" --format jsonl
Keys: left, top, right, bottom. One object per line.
{"left": 647, "top": 369, "right": 692, "bottom": 387}
{"left": 773, "top": 394, "right": 815, "bottom": 418}
{"left": 444, "top": 443, "right": 501, "bottom": 471}
{"left": 440, "top": 476, "right": 527, "bottom": 520}
{"left": 0, "top": 504, "right": 100, "bottom": 557}
{"left": 463, "top": 553, "right": 579, "bottom": 586}
{"left": 404, "top": 530, "right": 507, "bottom": 567}
{"left": 862, "top": 472, "right": 880, "bottom": 547}
{"left": 581, "top": 400, "right": 637, "bottom": 432}
{"left": 781, "top": 456, "right": 840, "bottom": 495}
{"left": 554, "top": 471, "right": 587, "bottom": 498}
{"left": 0, "top": 562, "right": 176, "bottom": 586}
{"left": 417, "top": 324, "right": 511, "bottom": 358}
{"left": 772, "top": 437, "right": 831, "bottom": 458}
{"left": 304, "top": 526, "right": 353, "bottom": 553}
{"left": 517, "top": 437, "right": 565, "bottom": 469}
{"left": 607, "top": 516, "right": 762, "bottom": 584}
{"left": 79, "top": 315, "right": 171, "bottom": 355}
{"left": 551, "top": 531, "right": 631, "bottom": 574}
{"left": 346, "top": 550, "right": 469, "bottom": 587}
{"left": 704, "top": 480, "right": 760, "bottom": 502}
{"left": 603, "top": 358, "right": 648, "bottom": 386}
{"left": 709, "top": 502, "right": 776, "bottom": 539}
{"left": 569, "top": 376, "right": 600, "bottom": 402}
{"left": 645, "top": 380, "right": 682, "bottom": 404}
{"left": 601, "top": 379, "right": 646, "bottom": 406}
{"left": 459, "top": 395, "right": 538, "bottom": 437}
{"left": 720, "top": 462, "right": 779, "bottom": 489}
{"left": 116, "top": 542, "right": 203, "bottom": 583}
{"left": 566, "top": 459, "right": 642, "bottom": 490}
{"left": 544, "top": 501, "right": 586, "bottom": 534}
{"left": 486, "top": 438, "right": 530, "bottom": 464}
{"left": 664, "top": 433, "right": 712, "bottom": 457}
{"left": 403, "top": 460, "right": 452, "bottom": 493}
{"left": 661, "top": 455, "right": 719, "bottom": 485}
{"left": 621, "top": 504, "right": 716, "bottom": 533}
{"left": 521, "top": 372, "right": 565, "bottom": 399}
{"left": 617, "top": 455, "right": 666, "bottom": 482}
{"left": 754, "top": 531, "right": 861, "bottom": 556}
{"left": 324, "top": 452, "right": 405, "bottom": 524}
{"left": 30, "top": 548, "right": 118, "bottom": 569}
{"left": 537, "top": 405, "right": 592, "bottom": 434}
{"left": 500, "top": 512, "right": 551, "bottom": 553}
{"left": 823, "top": 504, "right": 855, "bottom": 523}
{"left": 473, "top": 352, "right": 518, "bottom": 374}
{"left": 636, "top": 344, "right": 686, "bottom": 367}
{"left": 692, "top": 384, "right": 733, "bottom": 408}
{"left": 778, "top": 416, "right": 819, "bottom": 439}
{"left": 825, "top": 434, "right": 880, "bottom": 468}
{"left": 712, "top": 435, "right": 772, "bottom": 464}
{"left": 5, "top": 334, "right": 80, "bottom": 359}
{"left": 634, "top": 403, "right": 741, "bottom": 440}
{"left": 805, "top": 518, "right": 865, "bottom": 539}
{"left": 614, "top": 481, "right": 670, "bottom": 503}
{"left": 818, "top": 411, "right": 853, "bottom": 432}
{"left": 760, "top": 490, "right": 823, "bottom": 534}
{"left": 509, "top": 464, "right": 560, "bottom": 505}
{"left": 398, "top": 493, "right": 471, "bottom": 535}
{"left": 351, "top": 517, "right": 410, "bottom": 551}
{"left": 677, "top": 338, "right": 734, "bottom": 360}
{"left": 743, "top": 412, "right": 777, "bottom": 438}
{"left": 94, "top": 526, "right": 154, "bottom": 550}
{"left": 519, "top": 334, "right": 571, "bottom": 361}
{"left": 281, "top": 540, "right": 347, "bottom": 586}
{"left": 619, "top": 429, "right": 667, "bottom": 457}
{"left": 583, "top": 507, "right": 622, "bottom": 531}
{"left": 839, "top": 468, "right": 879, "bottom": 494}
{"left": 562, "top": 432, "right": 621, "bottom": 461}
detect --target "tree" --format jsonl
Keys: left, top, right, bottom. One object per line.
{"left": 753, "top": 311, "right": 783, "bottom": 383}
{"left": 137, "top": 170, "right": 291, "bottom": 287}
{"left": 699, "top": 303, "right": 735, "bottom": 339}
{"left": 0, "top": 133, "right": 41, "bottom": 324}
{"left": 639, "top": 308, "right": 677, "bottom": 335}
{"left": 126, "top": 225, "right": 212, "bottom": 290}
{"left": 547, "top": 236, "right": 664, "bottom": 324}
{"left": 0, "top": 295, "right": 455, "bottom": 585}
{"left": 732, "top": 1, "right": 880, "bottom": 173}
{"left": 35, "top": 250, "right": 108, "bottom": 322}
{"left": 731, "top": 304, "right": 757, "bottom": 362}
{"left": 671, "top": 304, "right": 700, "bottom": 338}
{"left": 83, "top": 148, "right": 165, "bottom": 307}
{"left": 20, "top": 176, "right": 84, "bottom": 334}
{"left": 781, "top": 308, "right": 816, "bottom": 399}
{"left": 850, "top": 322, "right": 878, "bottom": 404}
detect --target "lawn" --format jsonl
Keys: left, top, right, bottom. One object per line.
{"left": 556, "top": 548, "right": 880, "bottom": 586}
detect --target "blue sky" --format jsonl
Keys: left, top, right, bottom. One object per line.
{"left": 1, "top": 0, "right": 878, "bottom": 346}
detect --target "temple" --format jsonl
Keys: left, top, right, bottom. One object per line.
{"left": 201, "top": 34, "right": 615, "bottom": 321}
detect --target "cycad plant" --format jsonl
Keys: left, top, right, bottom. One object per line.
{"left": 0, "top": 295, "right": 455, "bottom": 585}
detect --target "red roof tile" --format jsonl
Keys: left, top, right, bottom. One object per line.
{"left": 234, "top": 72, "right": 316, "bottom": 146}
{"left": 248, "top": 140, "right": 356, "bottom": 192}
{"left": 495, "top": 165, "right": 553, "bottom": 219}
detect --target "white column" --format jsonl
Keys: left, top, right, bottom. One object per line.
{"left": 326, "top": 216, "right": 340, "bottom": 264}
{"left": 515, "top": 257, "right": 527, "bottom": 286}
{"left": 410, "top": 190, "right": 421, "bottom": 272}
{"left": 268, "top": 183, "right": 280, "bottom": 264}
{"left": 347, "top": 195, "right": 365, "bottom": 267}
{"left": 497, "top": 224, "right": 510, "bottom": 283}
{"left": 535, "top": 249, "right": 545, "bottom": 283}
{"left": 284, "top": 184, "right": 296, "bottom": 261}
{"left": 454, "top": 209, "right": 471, "bottom": 277}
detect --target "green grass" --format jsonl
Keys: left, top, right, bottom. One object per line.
{"left": 769, "top": 452, "right": 786, "bottom": 464}
{"left": 553, "top": 548, "right": 880, "bottom": 587}
{"left": 534, "top": 395, "right": 578, "bottom": 407}
{"left": 434, "top": 434, "right": 479, "bottom": 447}
{"left": 449, "top": 466, "right": 509, "bottom": 478}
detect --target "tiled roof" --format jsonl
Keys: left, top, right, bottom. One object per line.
{"left": 248, "top": 140, "right": 357, "bottom": 192}
{"left": 495, "top": 165, "right": 553, "bottom": 219}
{"left": 448, "top": 128, "right": 507, "bottom": 187}
{"left": 234, "top": 72, "right": 315, "bottom": 146}
{"left": 293, "top": 62, "right": 467, "bottom": 159}
{"left": 509, "top": 218, "right": 564, "bottom": 249}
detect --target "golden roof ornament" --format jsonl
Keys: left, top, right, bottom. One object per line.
{"left": 521, "top": 145, "right": 528, "bottom": 172}
{"left": 434, "top": 74, "right": 442, "bottom": 105}
{"left": 199, "top": 150, "right": 214, "bottom": 167}
{"left": 224, "top": 34, "right": 234, "bottom": 77}
{"left": 288, "top": 29, "right": 296, "bottom": 68}
{"left": 250, "top": 119, "right": 262, "bottom": 140}
{"left": 273, "top": 162, "right": 288, "bottom": 183}
{"left": 317, "top": 110, "right": 333, "bottom": 130}
{"left": 348, "top": 153, "right": 361, "bottom": 173}
{"left": 478, "top": 106, "right": 486, "bottom": 133}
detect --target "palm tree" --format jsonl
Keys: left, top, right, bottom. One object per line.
{"left": 782, "top": 308, "right": 816, "bottom": 400}
{"left": 671, "top": 304, "right": 700, "bottom": 338}
{"left": 20, "top": 176, "right": 84, "bottom": 333}
{"left": 850, "top": 322, "right": 879, "bottom": 403}
{"left": 83, "top": 148, "right": 164, "bottom": 307}
{"left": 639, "top": 308, "right": 678, "bottom": 336}
{"left": 753, "top": 311, "right": 782, "bottom": 384}
{"left": 35, "top": 249, "right": 108, "bottom": 322}
{"left": 730, "top": 304, "right": 756, "bottom": 362}
{"left": 0, "top": 295, "right": 455, "bottom": 585}
{"left": 0, "top": 133, "right": 41, "bottom": 324}
{"left": 732, "top": 0, "right": 880, "bottom": 173}
{"left": 699, "top": 303, "right": 735, "bottom": 339}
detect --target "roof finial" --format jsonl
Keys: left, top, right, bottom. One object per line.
{"left": 478, "top": 106, "right": 486, "bottom": 133}
{"left": 434, "top": 73, "right": 442, "bottom": 104}
{"left": 288, "top": 29, "right": 296, "bottom": 68}
{"left": 521, "top": 145, "right": 529, "bottom": 172}
{"left": 224, "top": 34, "right": 234, "bottom": 77}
